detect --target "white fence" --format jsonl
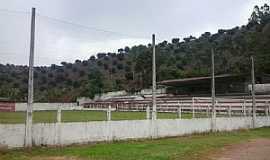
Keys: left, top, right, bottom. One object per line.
{"left": 1, "top": 117, "right": 270, "bottom": 148}
{"left": 15, "top": 103, "right": 82, "bottom": 111}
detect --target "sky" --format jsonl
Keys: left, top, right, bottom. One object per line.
{"left": 0, "top": 0, "right": 268, "bottom": 66}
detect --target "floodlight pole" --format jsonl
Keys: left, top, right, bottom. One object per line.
{"left": 211, "top": 48, "right": 216, "bottom": 131}
{"left": 152, "top": 34, "right": 157, "bottom": 120}
{"left": 251, "top": 56, "right": 256, "bottom": 128}
{"left": 25, "top": 7, "right": 36, "bottom": 148}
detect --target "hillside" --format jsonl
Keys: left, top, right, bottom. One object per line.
{"left": 0, "top": 4, "right": 269, "bottom": 102}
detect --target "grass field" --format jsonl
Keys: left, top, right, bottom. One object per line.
{"left": 0, "top": 127, "right": 269, "bottom": 160}
{"left": 0, "top": 111, "right": 204, "bottom": 123}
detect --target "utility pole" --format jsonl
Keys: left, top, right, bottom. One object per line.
{"left": 251, "top": 56, "right": 256, "bottom": 128}
{"left": 25, "top": 7, "right": 36, "bottom": 147}
{"left": 152, "top": 34, "right": 157, "bottom": 120}
{"left": 211, "top": 48, "right": 216, "bottom": 131}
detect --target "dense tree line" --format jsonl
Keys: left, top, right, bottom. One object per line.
{"left": 0, "top": 4, "right": 269, "bottom": 102}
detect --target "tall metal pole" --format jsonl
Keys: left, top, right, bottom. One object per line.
{"left": 211, "top": 48, "right": 216, "bottom": 131}
{"left": 152, "top": 34, "right": 157, "bottom": 120}
{"left": 251, "top": 56, "right": 256, "bottom": 128}
{"left": 25, "top": 7, "right": 36, "bottom": 147}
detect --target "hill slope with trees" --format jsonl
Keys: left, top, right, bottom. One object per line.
{"left": 0, "top": 4, "right": 269, "bottom": 102}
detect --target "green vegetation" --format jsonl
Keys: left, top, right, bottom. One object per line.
{"left": 0, "top": 111, "right": 199, "bottom": 124}
{"left": 0, "top": 4, "right": 269, "bottom": 101}
{"left": 1, "top": 127, "right": 270, "bottom": 160}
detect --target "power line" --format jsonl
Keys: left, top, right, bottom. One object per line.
{"left": 0, "top": 8, "right": 166, "bottom": 43}
{"left": 0, "top": 8, "right": 152, "bottom": 40}
{"left": 36, "top": 13, "right": 151, "bottom": 40}
{"left": 0, "top": 8, "right": 30, "bottom": 15}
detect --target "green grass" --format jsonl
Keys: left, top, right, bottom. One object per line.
{"left": 0, "top": 111, "right": 202, "bottom": 124}
{"left": 1, "top": 127, "right": 270, "bottom": 160}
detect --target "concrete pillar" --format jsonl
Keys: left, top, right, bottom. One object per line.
{"left": 251, "top": 56, "right": 256, "bottom": 128}
{"left": 268, "top": 102, "right": 270, "bottom": 117}
{"left": 152, "top": 34, "right": 157, "bottom": 120}
{"left": 107, "top": 105, "right": 111, "bottom": 121}
{"left": 265, "top": 107, "right": 269, "bottom": 116}
{"left": 215, "top": 100, "right": 218, "bottom": 116}
{"left": 265, "top": 101, "right": 269, "bottom": 116}
{"left": 25, "top": 7, "right": 36, "bottom": 148}
{"left": 243, "top": 99, "right": 246, "bottom": 117}
{"left": 207, "top": 105, "right": 210, "bottom": 117}
{"left": 57, "top": 104, "right": 62, "bottom": 123}
{"left": 177, "top": 106, "right": 182, "bottom": 119}
{"left": 228, "top": 105, "right": 232, "bottom": 117}
{"left": 192, "top": 98, "right": 195, "bottom": 118}
{"left": 56, "top": 104, "right": 62, "bottom": 145}
{"left": 116, "top": 103, "right": 118, "bottom": 111}
{"left": 146, "top": 105, "right": 150, "bottom": 120}
{"left": 249, "top": 106, "right": 252, "bottom": 117}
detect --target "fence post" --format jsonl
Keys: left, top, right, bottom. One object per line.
{"left": 57, "top": 104, "right": 62, "bottom": 123}
{"left": 57, "top": 104, "right": 62, "bottom": 145}
{"left": 177, "top": 101, "right": 182, "bottom": 119}
{"left": 116, "top": 103, "right": 118, "bottom": 111}
{"left": 107, "top": 104, "right": 111, "bottom": 121}
{"left": 192, "top": 97, "right": 195, "bottom": 118}
{"left": 207, "top": 105, "right": 210, "bottom": 117}
{"left": 228, "top": 105, "right": 232, "bottom": 117}
{"left": 265, "top": 101, "right": 269, "bottom": 116}
{"left": 251, "top": 56, "right": 256, "bottom": 128}
{"left": 249, "top": 104, "right": 252, "bottom": 117}
{"left": 152, "top": 34, "right": 157, "bottom": 120}
{"left": 25, "top": 7, "right": 36, "bottom": 148}
{"left": 146, "top": 105, "right": 150, "bottom": 120}
{"left": 215, "top": 100, "right": 218, "bottom": 116}
{"left": 268, "top": 101, "right": 270, "bottom": 117}
{"left": 243, "top": 99, "right": 246, "bottom": 117}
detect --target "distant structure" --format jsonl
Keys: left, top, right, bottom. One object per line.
{"left": 158, "top": 74, "right": 270, "bottom": 96}
{"left": 0, "top": 98, "right": 15, "bottom": 112}
{"left": 78, "top": 73, "right": 270, "bottom": 104}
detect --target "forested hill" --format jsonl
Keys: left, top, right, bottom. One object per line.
{"left": 0, "top": 4, "right": 270, "bottom": 102}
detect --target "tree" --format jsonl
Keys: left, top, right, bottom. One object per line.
{"left": 82, "top": 60, "right": 88, "bottom": 66}
{"left": 79, "top": 70, "right": 85, "bottom": 77}
{"left": 103, "top": 63, "right": 109, "bottom": 70}
{"left": 97, "top": 53, "right": 106, "bottom": 59}
{"left": 172, "top": 38, "right": 180, "bottom": 44}
{"left": 124, "top": 46, "right": 130, "bottom": 53}
{"left": 117, "top": 53, "right": 125, "bottom": 61}
{"left": 118, "top": 48, "right": 124, "bottom": 54}
{"left": 183, "top": 36, "right": 196, "bottom": 42}
{"left": 249, "top": 4, "right": 270, "bottom": 25}
{"left": 117, "top": 63, "right": 124, "bottom": 70}
{"left": 81, "top": 69, "right": 103, "bottom": 98}
{"left": 89, "top": 56, "right": 96, "bottom": 61}
{"left": 75, "top": 59, "right": 81, "bottom": 64}
{"left": 61, "top": 61, "right": 67, "bottom": 66}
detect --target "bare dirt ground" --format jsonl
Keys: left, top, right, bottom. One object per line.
{"left": 210, "top": 138, "right": 270, "bottom": 160}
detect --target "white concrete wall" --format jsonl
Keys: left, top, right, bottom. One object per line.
{"left": 0, "top": 124, "right": 25, "bottom": 148}
{"left": 15, "top": 103, "right": 82, "bottom": 111}
{"left": 0, "top": 117, "right": 270, "bottom": 148}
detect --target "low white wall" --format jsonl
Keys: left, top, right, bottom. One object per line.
{"left": 0, "top": 117, "right": 270, "bottom": 148}
{"left": 15, "top": 103, "right": 82, "bottom": 111}
{"left": 0, "top": 124, "right": 25, "bottom": 148}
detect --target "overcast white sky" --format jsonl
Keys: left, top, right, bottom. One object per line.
{"left": 0, "top": 0, "right": 268, "bottom": 66}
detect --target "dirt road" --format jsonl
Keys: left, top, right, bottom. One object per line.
{"left": 211, "top": 138, "right": 270, "bottom": 160}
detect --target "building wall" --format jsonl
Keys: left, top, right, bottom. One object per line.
{"left": 0, "top": 117, "right": 270, "bottom": 148}
{"left": 0, "top": 101, "right": 15, "bottom": 112}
